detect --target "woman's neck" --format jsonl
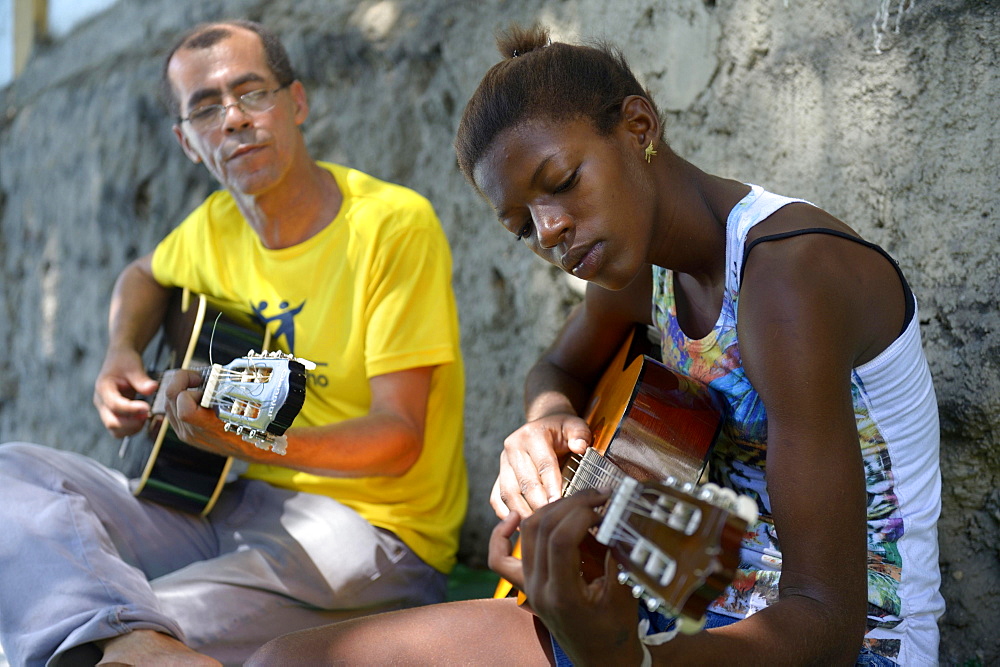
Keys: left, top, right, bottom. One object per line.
{"left": 649, "top": 155, "right": 742, "bottom": 289}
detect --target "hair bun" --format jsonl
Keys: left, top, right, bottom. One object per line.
{"left": 496, "top": 24, "right": 550, "bottom": 60}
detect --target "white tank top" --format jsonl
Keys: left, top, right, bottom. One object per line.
{"left": 651, "top": 184, "right": 943, "bottom": 664}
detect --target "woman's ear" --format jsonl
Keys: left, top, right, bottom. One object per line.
{"left": 619, "top": 95, "right": 660, "bottom": 151}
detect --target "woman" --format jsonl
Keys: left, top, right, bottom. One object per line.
{"left": 248, "top": 24, "right": 942, "bottom": 666}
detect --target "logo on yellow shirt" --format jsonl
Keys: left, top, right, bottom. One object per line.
{"left": 251, "top": 299, "right": 306, "bottom": 351}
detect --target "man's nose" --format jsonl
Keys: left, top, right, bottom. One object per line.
{"left": 222, "top": 103, "right": 252, "bottom": 133}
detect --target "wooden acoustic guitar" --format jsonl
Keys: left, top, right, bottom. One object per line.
{"left": 495, "top": 327, "right": 757, "bottom": 631}
{"left": 115, "top": 289, "right": 311, "bottom": 515}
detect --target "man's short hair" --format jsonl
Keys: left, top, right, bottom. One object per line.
{"left": 160, "top": 19, "right": 296, "bottom": 119}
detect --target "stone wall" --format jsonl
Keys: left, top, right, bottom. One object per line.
{"left": 1, "top": 0, "right": 996, "bottom": 662}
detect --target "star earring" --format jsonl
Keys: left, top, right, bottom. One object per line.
{"left": 644, "top": 140, "right": 657, "bottom": 163}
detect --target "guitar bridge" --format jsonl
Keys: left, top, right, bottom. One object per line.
{"left": 200, "top": 364, "right": 224, "bottom": 409}
{"left": 596, "top": 476, "right": 704, "bottom": 548}
{"left": 595, "top": 476, "right": 640, "bottom": 546}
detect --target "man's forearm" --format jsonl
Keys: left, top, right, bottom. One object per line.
{"left": 107, "top": 257, "right": 171, "bottom": 353}
{"left": 264, "top": 413, "right": 424, "bottom": 478}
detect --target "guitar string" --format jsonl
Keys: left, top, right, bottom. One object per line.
{"left": 571, "top": 453, "right": 714, "bottom": 517}
{"left": 203, "top": 370, "right": 272, "bottom": 411}
{"left": 208, "top": 312, "right": 222, "bottom": 367}
{"left": 567, "top": 456, "right": 625, "bottom": 493}
{"left": 604, "top": 493, "right": 726, "bottom": 556}
{"left": 206, "top": 310, "right": 264, "bottom": 385}
{"left": 573, "top": 458, "right": 709, "bottom": 545}
{"left": 144, "top": 311, "right": 282, "bottom": 428}
{"left": 602, "top": 497, "right": 671, "bottom": 550}
{"left": 569, "top": 452, "right": 721, "bottom": 557}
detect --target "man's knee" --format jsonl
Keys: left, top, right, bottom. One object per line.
{"left": 0, "top": 441, "right": 52, "bottom": 478}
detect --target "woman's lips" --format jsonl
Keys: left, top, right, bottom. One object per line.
{"left": 569, "top": 241, "right": 603, "bottom": 280}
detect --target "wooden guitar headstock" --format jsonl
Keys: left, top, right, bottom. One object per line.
{"left": 595, "top": 478, "right": 758, "bottom": 632}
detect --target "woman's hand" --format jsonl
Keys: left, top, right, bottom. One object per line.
{"left": 490, "top": 414, "right": 592, "bottom": 519}
{"left": 516, "top": 490, "right": 645, "bottom": 666}
{"left": 487, "top": 511, "right": 527, "bottom": 597}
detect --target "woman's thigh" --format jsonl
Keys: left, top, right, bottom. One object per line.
{"left": 247, "top": 598, "right": 554, "bottom": 666}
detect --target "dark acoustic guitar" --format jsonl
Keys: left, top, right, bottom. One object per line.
{"left": 115, "top": 289, "right": 310, "bottom": 515}
{"left": 495, "top": 327, "right": 757, "bottom": 632}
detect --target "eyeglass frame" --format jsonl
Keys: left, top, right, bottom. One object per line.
{"left": 177, "top": 82, "right": 293, "bottom": 129}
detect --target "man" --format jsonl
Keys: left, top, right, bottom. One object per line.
{"left": 0, "top": 20, "right": 466, "bottom": 666}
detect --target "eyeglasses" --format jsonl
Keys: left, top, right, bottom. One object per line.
{"left": 179, "top": 83, "right": 290, "bottom": 130}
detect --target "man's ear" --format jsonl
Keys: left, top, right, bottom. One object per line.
{"left": 172, "top": 124, "right": 203, "bottom": 164}
{"left": 289, "top": 80, "right": 309, "bottom": 126}
{"left": 619, "top": 95, "right": 660, "bottom": 151}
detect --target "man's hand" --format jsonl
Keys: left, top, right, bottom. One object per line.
{"left": 93, "top": 347, "right": 159, "bottom": 438}
{"left": 160, "top": 369, "right": 246, "bottom": 457}
{"left": 490, "top": 414, "right": 592, "bottom": 519}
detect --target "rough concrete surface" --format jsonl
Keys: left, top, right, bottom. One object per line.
{"left": 0, "top": 0, "right": 996, "bottom": 662}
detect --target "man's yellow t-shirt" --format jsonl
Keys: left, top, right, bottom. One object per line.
{"left": 150, "top": 162, "right": 466, "bottom": 573}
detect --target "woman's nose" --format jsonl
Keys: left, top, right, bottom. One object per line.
{"left": 534, "top": 210, "right": 571, "bottom": 249}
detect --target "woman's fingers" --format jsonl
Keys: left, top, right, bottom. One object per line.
{"left": 488, "top": 511, "right": 525, "bottom": 590}
{"left": 492, "top": 415, "right": 594, "bottom": 518}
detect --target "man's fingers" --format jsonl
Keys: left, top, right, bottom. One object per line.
{"left": 93, "top": 376, "right": 152, "bottom": 432}
{"left": 174, "top": 388, "right": 202, "bottom": 420}
{"left": 125, "top": 369, "right": 158, "bottom": 397}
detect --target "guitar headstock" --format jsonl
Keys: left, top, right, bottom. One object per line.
{"left": 201, "top": 350, "right": 314, "bottom": 454}
{"left": 595, "top": 477, "right": 758, "bottom": 633}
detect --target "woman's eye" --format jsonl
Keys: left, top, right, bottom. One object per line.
{"left": 515, "top": 221, "right": 533, "bottom": 241}
{"left": 553, "top": 169, "right": 578, "bottom": 194}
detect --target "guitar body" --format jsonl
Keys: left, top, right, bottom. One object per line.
{"left": 568, "top": 327, "right": 721, "bottom": 492}
{"left": 495, "top": 327, "right": 742, "bottom": 629}
{"left": 116, "top": 289, "right": 272, "bottom": 515}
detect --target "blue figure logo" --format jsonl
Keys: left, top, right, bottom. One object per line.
{"left": 251, "top": 299, "right": 306, "bottom": 352}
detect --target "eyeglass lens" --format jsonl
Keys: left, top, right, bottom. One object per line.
{"left": 187, "top": 88, "right": 280, "bottom": 128}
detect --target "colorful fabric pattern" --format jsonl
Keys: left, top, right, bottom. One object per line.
{"left": 648, "top": 186, "right": 942, "bottom": 663}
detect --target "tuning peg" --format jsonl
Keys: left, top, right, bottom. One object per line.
{"left": 676, "top": 614, "right": 706, "bottom": 635}
{"left": 631, "top": 584, "right": 645, "bottom": 599}
{"left": 268, "top": 436, "right": 288, "bottom": 455}
{"left": 734, "top": 495, "right": 759, "bottom": 525}
{"left": 713, "top": 486, "right": 738, "bottom": 507}
{"left": 644, "top": 596, "right": 663, "bottom": 612}
{"left": 697, "top": 483, "right": 718, "bottom": 502}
